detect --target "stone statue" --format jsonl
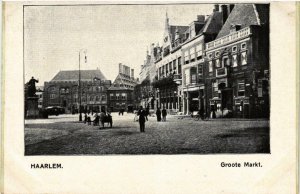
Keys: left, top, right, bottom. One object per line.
{"left": 27, "top": 76, "right": 39, "bottom": 97}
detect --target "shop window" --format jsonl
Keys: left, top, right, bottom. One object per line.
{"left": 241, "top": 52, "right": 247, "bottom": 65}
{"left": 232, "top": 54, "right": 238, "bottom": 67}
{"left": 237, "top": 80, "right": 245, "bottom": 96}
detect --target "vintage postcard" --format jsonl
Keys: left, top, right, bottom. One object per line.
{"left": 1, "top": 1, "right": 297, "bottom": 193}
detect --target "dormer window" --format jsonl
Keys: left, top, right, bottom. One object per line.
{"left": 241, "top": 43, "right": 247, "bottom": 50}
{"left": 208, "top": 53, "right": 213, "bottom": 59}
{"left": 232, "top": 46, "right": 237, "bottom": 53}
{"left": 230, "top": 24, "right": 241, "bottom": 33}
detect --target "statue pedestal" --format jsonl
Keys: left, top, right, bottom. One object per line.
{"left": 26, "top": 97, "right": 39, "bottom": 118}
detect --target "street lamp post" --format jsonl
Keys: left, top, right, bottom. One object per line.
{"left": 78, "top": 49, "right": 87, "bottom": 121}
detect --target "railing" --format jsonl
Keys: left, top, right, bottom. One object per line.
{"left": 206, "top": 27, "right": 251, "bottom": 50}
{"left": 216, "top": 67, "right": 227, "bottom": 77}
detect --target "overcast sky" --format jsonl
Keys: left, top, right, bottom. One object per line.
{"left": 24, "top": 4, "right": 214, "bottom": 85}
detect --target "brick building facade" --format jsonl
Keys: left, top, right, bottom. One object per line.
{"left": 43, "top": 69, "right": 111, "bottom": 113}
{"left": 107, "top": 63, "right": 139, "bottom": 112}
{"left": 205, "top": 4, "right": 269, "bottom": 118}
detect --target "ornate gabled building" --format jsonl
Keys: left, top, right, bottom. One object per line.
{"left": 205, "top": 4, "right": 269, "bottom": 118}
{"left": 107, "top": 63, "right": 139, "bottom": 112}
{"left": 138, "top": 43, "right": 160, "bottom": 108}
{"left": 43, "top": 69, "right": 111, "bottom": 113}
{"left": 181, "top": 5, "right": 224, "bottom": 114}
{"left": 153, "top": 12, "right": 189, "bottom": 112}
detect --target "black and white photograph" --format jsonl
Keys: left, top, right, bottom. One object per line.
{"left": 24, "top": 3, "right": 270, "bottom": 155}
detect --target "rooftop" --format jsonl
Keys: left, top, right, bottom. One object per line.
{"left": 51, "top": 69, "right": 107, "bottom": 82}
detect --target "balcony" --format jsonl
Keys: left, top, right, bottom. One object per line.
{"left": 216, "top": 67, "right": 227, "bottom": 77}
{"left": 206, "top": 27, "right": 251, "bottom": 51}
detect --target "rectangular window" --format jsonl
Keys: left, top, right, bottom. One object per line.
{"left": 241, "top": 52, "right": 247, "bottom": 65}
{"left": 116, "top": 93, "right": 120, "bottom": 100}
{"left": 169, "top": 62, "right": 172, "bottom": 74}
{"left": 121, "top": 93, "right": 126, "bottom": 100}
{"left": 198, "top": 64, "right": 203, "bottom": 75}
{"left": 191, "top": 67, "right": 197, "bottom": 84}
{"left": 102, "top": 95, "right": 107, "bottom": 101}
{"left": 166, "top": 64, "right": 169, "bottom": 75}
{"left": 184, "top": 51, "right": 189, "bottom": 64}
{"left": 232, "top": 54, "right": 238, "bottom": 67}
{"left": 50, "top": 94, "right": 56, "bottom": 99}
{"left": 213, "top": 82, "right": 219, "bottom": 97}
{"left": 173, "top": 60, "right": 176, "bottom": 72}
{"left": 184, "top": 69, "right": 190, "bottom": 85}
{"left": 190, "top": 47, "right": 196, "bottom": 62}
{"left": 178, "top": 58, "right": 182, "bottom": 74}
{"left": 237, "top": 80, "right": 245, "bottom": 96}
{"left": 196, "top": 44, "right": 203, "bottom": 59}
{"left": 209, "top": 61, "right": 213, "bottom": 72}
{"left": 110, "top": 93, "right": 114, "bottom": 100}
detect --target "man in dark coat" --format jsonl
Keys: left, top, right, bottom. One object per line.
{"left": 162, "top": 107, "right": 167, "bottom": 122}
{"left": 156, "top": 108, "right": 161, "bottom": 122}
{"left": 137, "top": 106, "right": 146, "bottom": 132}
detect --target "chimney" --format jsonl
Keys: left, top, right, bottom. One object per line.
{"left": 119, "top": 63, "right": 122, "bottom": 74}
{"left": 221, "top": 4, "right": 229, "bottom": 24}
{"left": 214, "top": 4, "right": 219, "bottom": 12}
{"left": 197, "top": 15, "right": 205, "bottom": 23}
{"left": 131, "top": 69, "right": 134, "bottom": 79}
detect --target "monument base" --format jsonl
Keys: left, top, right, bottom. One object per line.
{"left": 26, "top": 97, "right": 39, "bottom": 119}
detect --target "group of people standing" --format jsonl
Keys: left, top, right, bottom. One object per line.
{"left": 137, "top": 106, "right": 168, "bottom": 133}
{"left": 155, "top": 107, "right": 167, "bottom": 122}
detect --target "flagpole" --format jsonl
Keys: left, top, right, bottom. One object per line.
{"left": 79, "top": 51, "right": 82, "bottom": 121}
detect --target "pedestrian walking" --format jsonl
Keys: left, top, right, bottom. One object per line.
{"left": 162, "top": 107, "right": 167, "bottom": 122}
{"left": 137, "top": 106, "right": 146, "bottom": 132}
{"left": 156, "top": 108, "right": 161, "bottom": 122}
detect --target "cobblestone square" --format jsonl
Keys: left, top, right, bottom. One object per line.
{"left": 25, "top": 113, "right": 269, "bottom": 155}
